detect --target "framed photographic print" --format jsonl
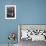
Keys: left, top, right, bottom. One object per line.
{"left": 5, "top": 5, "right": 16, "bottom": 19}
{"left": 18, "top": 24, "right": 46, "bottom": 42}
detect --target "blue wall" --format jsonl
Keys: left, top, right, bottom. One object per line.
{"left": 0, "top": 0, "right": 46, "bottom": 44}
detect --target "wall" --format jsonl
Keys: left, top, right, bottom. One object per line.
{"left": 17, "top": 0, "right": 46, "bottom": 24}
{"left": 0, "top": 0, "right": 17, "bottom": 44}
{"left": 0, "top": 0, "right": 46, "bottom": 44}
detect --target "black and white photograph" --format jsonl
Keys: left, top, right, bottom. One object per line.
{"left": 5, "top": 5, "right": 16, "bottom": 19}
{"left": 18, "top": 24, "right": 46, "bottom": 46}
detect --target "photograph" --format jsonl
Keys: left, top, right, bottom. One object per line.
{"left": 18, "top": 24, "right": 46, "bottom": 46}
{"left": 5, "top": 5, "right": 16, "bottom": 19}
